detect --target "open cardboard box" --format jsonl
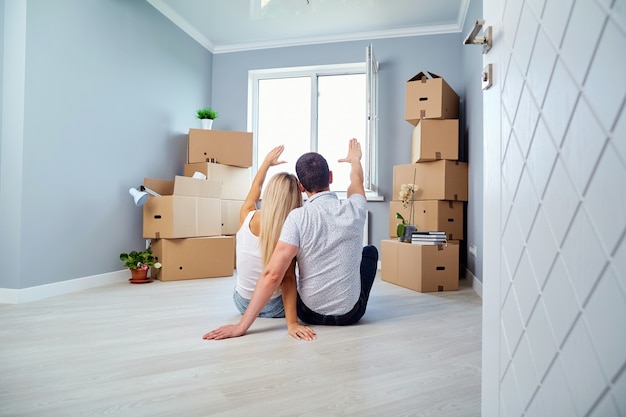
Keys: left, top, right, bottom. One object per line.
{"left": 405, "top": 71, "right": 459, "bottom": 124}
{"left": 184, "top": 162, "right": 251, "bottom": 201}
{"left": 142, "top": 176, "right": 222, "bottom": 239}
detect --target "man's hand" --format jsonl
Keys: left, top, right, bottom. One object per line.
{"left": 202, "top": 323, "right": 247, "bottom": 340}
{"left": 338, "top": 138, "right": 365, "bottom": 197}
{"left": 287, "top": 323, "right": 317, "bottom": 341}
{"left": 338, "top": 138, "right": 362, "bottom": 164}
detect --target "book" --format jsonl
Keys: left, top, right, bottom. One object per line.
{"left": 411, "top": 239, "right": 447, "bottom": 245}
{"left": 412, "top": 231, "right": 446, "bottom": 236}
{"left": 411, "top": 230, "right": 447, "bottom": 245}
{"left": 411, "top": 234, "right": 447, "bottom": 240}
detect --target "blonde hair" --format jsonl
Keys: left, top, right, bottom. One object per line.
{"left": 259, "top": 173, "right": 302, "bottom": 265}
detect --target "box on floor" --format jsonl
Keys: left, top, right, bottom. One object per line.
{"left": 150, "top": 236, "right": 235, "bottom": 281}
{"left": 381, "top": 239, "right": 459, "bottom": 292}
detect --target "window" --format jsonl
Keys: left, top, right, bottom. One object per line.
{"left": 248, "top": 45, "right": 379, "bottom": 197}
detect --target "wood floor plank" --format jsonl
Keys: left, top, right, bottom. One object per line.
{"left": 0, "top": 273, "right": 481, "bottom": 416}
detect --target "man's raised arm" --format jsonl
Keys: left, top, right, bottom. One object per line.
{"left": 338, "top": 138, "right": 365, "bottom": 197}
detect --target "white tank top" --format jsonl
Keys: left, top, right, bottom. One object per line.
{"left": 235, "top": 210, "right": 281, "bottom": 300}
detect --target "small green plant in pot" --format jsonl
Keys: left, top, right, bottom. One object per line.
{"left": 197, "top": 108, "right": 218, "bottom": 130}
{"left": 120, "top": 248, "right": 162, "bottom": 283}
{"left": 196, "top": 108, "right": 218, "bottom": 120}
{"left": 396, "top": 212, "right": 408, "bottom": 240}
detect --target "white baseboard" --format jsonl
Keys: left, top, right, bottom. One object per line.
{"left": 466, "top": 268, "right": 482, "bottom": 298}
{"left": 0, "top": 270, "right": 130, "bottom": 304}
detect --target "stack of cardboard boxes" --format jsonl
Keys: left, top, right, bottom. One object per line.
{"left": 144, "top": 128, "right": 253, "bottom": 281}
{"left": 381, "top": 72, "right": 468, "bottom": 293}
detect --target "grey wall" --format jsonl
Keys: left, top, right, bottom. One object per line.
{"left": 1, "top": 0, "right": 486, "bottom": 291}
{"left": 0, "top": 0, "right": 4, "bottom": 150}
{"left": 211, "top": 34, "right": 466, "bottom": 255}
{"left": 461, "top": 0, "right": 484, "bottom": 282}
{"left": 0, "top": 0, "right": 213, "bottom": 289}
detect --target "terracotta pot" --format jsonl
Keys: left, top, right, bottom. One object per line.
{"left": 129, "top": 268, "right": 152, "bottom": 284}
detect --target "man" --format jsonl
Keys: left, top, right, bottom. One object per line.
{"left": 203, "top": 138, "right": 378, "bottom": 340}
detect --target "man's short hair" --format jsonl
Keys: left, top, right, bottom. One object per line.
{"left": 295, "top": 152, "right": 330, "bottom": 193}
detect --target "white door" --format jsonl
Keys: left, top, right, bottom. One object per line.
{"left": 481, "top": 0, "right": 626, "bottom": 416}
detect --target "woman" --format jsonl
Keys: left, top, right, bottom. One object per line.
{"left": 216, "top": 145, "right": 315, "bottom": 340}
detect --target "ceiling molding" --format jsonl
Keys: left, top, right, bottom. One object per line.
{"left": 457, "top": 0, "right": 472, "bottom": 30}
{"left": 146, "top": 0, "right": 215, "bottom": 52}
{"left": 212, "top": 23, "right": 463, "bottom": 54}
{"left": 147, "top": 0, "right": 466, "bottom": 55}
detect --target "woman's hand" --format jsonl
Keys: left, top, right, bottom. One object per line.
{"left": 202, "top": 323, "right": 247, "bottom": 340}
{"left": 263, "top": 145, "right": 287, "bottom": 167}
{"left": 287, "top": 323, "right": 317, "bottom": 341}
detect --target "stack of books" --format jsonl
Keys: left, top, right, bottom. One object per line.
{"left": 411, "top": 231, "right": 447, "bottom": 245}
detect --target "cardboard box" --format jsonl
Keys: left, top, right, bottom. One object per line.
{"left": 188, "top": 129, "right": 253, "bottom": 167}
{"left": 221, "top": 199, "right": 244, "bottom": 235}
{"left": 381, "top": 239, "right": 459, "bottom": 292}
{"left": 393, "top": 161, "right": 468, "bottom": 201}
{"left": 405, "top": 71, "right": 459, "bottom": 124}
{"left": 184, "top": 162, "right": 251, "bottom": 200}
{"left": 389, "top": 200, "right": 464, "bottom": 240}
{"left": 143, "top": 176, "right": 222, "bottom": 239}
{"left": 411, "top": 119, "right": 459, "bottom": 162}
{"left": 150, "top": 236, "right": 235, "bottom": 281}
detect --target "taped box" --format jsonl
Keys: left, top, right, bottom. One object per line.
{"left": 381, "top": 239, "right": 459, "bottom": 292}
{"left": 142, "top": 176, "right": 222, "bottom": 239}
{"left": 405, "top": 71, "right": 459, "bottom": 124}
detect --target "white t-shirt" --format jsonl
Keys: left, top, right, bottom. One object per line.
{"left": 279, "top": 192, "right": 367, "bottom": 315}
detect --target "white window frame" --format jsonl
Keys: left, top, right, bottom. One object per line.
{"left": 247, "top": 45, "right": 381, "bottom": 200}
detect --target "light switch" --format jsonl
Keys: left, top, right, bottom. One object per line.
{"left": 482, "top": 64, "right": 493, "bottom": 90}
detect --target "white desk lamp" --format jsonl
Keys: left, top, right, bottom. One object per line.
{"left": 128, "top": 186, "right": 161, "bottom": 206}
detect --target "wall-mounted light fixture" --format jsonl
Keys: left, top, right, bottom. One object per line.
{"left": 464, "top": 19, "right": 492, "bottom": 54}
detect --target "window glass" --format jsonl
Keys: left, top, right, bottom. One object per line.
{"left": 249, "top": 47, "right": 378, "bottom": 196}
{"left": 318, "top": 73, "right": 366, "bottom": 192}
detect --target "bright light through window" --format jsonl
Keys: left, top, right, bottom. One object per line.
{"left": 248, "top": 46, "right": 378, "bottom": 197}
{"left": 318, "top": 73, "right": 366, "bottom": 192}
{"left": 257, "top": 77, "right": 311, "bottom": 183}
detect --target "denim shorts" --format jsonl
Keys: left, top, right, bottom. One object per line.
{"left": 233, "top": 289, "right": 285, "bottom": 318}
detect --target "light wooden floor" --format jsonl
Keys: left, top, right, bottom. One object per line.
{"left": 0, "top": 272, "right": 482, "bottom": 417}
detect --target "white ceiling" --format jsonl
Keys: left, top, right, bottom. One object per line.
{"left": 147, "top": 0, "right": 470, "bottom": 53}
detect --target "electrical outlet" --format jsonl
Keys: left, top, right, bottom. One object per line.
{"left": 145, "top": 239, "right": 151, "bottom": 250}
{"left": 469, "top": 244, "right": 477, "bottom": 257}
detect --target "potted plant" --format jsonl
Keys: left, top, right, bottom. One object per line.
{"left": 395, "top": 212, "right": 409, "bottom": 241}
{"left": 196, "top": 107, "right": 219, "bottom": 130}
{"left": 397, "top": 181, "right": 419, "bottom": 242}
{"left": 120, "top": 248, "right": 162, "bottom": 284}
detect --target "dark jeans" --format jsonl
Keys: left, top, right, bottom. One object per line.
{"left": 297, "top": 245, "right": 379, "bottom": 326}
